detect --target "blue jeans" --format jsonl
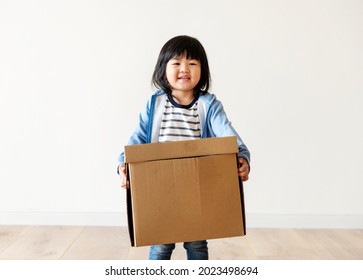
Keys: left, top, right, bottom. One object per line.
{"left": 149, "top": 240, "right": 208, "bottom": 260}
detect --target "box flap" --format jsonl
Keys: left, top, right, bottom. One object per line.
{"left": 125, "top": 136, "right": 238, "bottom": 163}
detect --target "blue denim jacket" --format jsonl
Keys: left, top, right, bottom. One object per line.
{"left": 118, "top": 90, "right": 250, "bottom": 166}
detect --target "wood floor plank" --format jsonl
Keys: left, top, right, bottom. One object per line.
{"left": 61, "top": 226, "right": 130, "bottom": 260}
{"left": 126, "top": 246, "right": 150, "bottom": 260}
{"left": 244, "top": 229, "right": 287, "bottom": 259}
{"left": 295, "top": 229, "right": 363, "bottom": 260}
{"left": 209, "top": 235, "right": 257, "bottom": 260}
{"left": 346, "top": 231, "right": 363, "bottom": 259}
{"left": 246, "top": 229, "right": 322, "bottom": 259}
{"left": 170, "top": 243, "right": 186, "bottom": 260}
{"left": 0, "top": 226, "right": 32, "bottom": 254}
{"left": 269, "top": 229, "right": 321, "bottom": 259}
{"left": 1, "top": 227, "right": 362, "bottom": 260}
{"left": 0, "top": 226, "right": 84, "bottom": 260}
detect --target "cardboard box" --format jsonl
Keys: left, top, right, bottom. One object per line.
{"left": 124, "top": 136, "right": 246, "bottom": 247}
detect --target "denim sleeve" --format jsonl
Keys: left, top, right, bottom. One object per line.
{"left": 207, "top": 99, "right": 251, "bottom": 167}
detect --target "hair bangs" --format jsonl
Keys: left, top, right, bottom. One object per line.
{"left": 169, "top": 39, "right": 203, "bottom": 61}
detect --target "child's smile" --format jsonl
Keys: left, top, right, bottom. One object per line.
{"left": 178, "top": 74, "right": 191, "bottom": 81}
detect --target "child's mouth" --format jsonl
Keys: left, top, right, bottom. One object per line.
{"left": 178, "top": 76, "right": 190, "bottom": 80}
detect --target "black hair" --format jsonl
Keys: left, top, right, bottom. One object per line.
{"left": 152, "top": 35, "right": 211, "bottom": 95}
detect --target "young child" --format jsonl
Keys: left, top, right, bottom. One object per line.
{"left": 118, "top": 35, "right": 250, "bottom": 260}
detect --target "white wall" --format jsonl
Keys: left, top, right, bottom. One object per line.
{"left": 0, "top": 0, "right": 362, "bottom": 228}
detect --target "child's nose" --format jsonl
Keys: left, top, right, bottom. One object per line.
{"left": 180, "top": 63, "right": 190, "bottom": 73}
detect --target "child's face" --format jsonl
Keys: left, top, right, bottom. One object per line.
{"left": 165, "top": 54, "right": 201, "bottom": 96}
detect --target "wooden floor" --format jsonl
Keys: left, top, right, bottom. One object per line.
{"left": 0, "top": 226, "right": 362, "bottom": 260}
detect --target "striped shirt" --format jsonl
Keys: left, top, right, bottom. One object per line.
{"left": 158, "top": 94, "right": 201, "bottom": 142}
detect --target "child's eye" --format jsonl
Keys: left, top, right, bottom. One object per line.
{"left": 169, "top": 60, "right": 180, "bottom": 66}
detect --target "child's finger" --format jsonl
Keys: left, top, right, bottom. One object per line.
{"left": 239, "top": 170, "right": 249, "bottom": 181}
{"left": 242, "top": 174, "right": 249, "bottom": 181}
{"left": 238, "top": 157, "right": 245, "bottom": 166}
{"left": 121, "top": 177, "right": 127, "bottom": 189}
{"left": 119, "top": 164, "right": 126, "bottom": 175}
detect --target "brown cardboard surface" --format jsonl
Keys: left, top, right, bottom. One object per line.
{"left": 125, "top": 136, "right": 245, "bottom": 247}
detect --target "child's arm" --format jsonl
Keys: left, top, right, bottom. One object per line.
{"left": 206, "top": 97, "right": 251, "bottom": 180}
{"left": 117, "top": 98, "right": 152, "bottom": 190}
{"left": 208, "top": 99, "right": 251, "bottom": 166}
{"left": 118, "top": 97, "right": 152, "bottom": 164}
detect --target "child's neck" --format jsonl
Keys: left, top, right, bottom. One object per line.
{"left": 171, "top": 90, "right": 195, "bottom": 106}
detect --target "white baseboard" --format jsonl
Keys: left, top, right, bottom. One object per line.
{"left": 0, "top": 211, "right": 362, "bottom": 229}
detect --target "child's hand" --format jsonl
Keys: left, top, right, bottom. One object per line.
{"left": 119, "top": 163, "right": 127, "bottom": 189}
{"left": 238, "top": 157, "right": 249, "bottom": 182}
